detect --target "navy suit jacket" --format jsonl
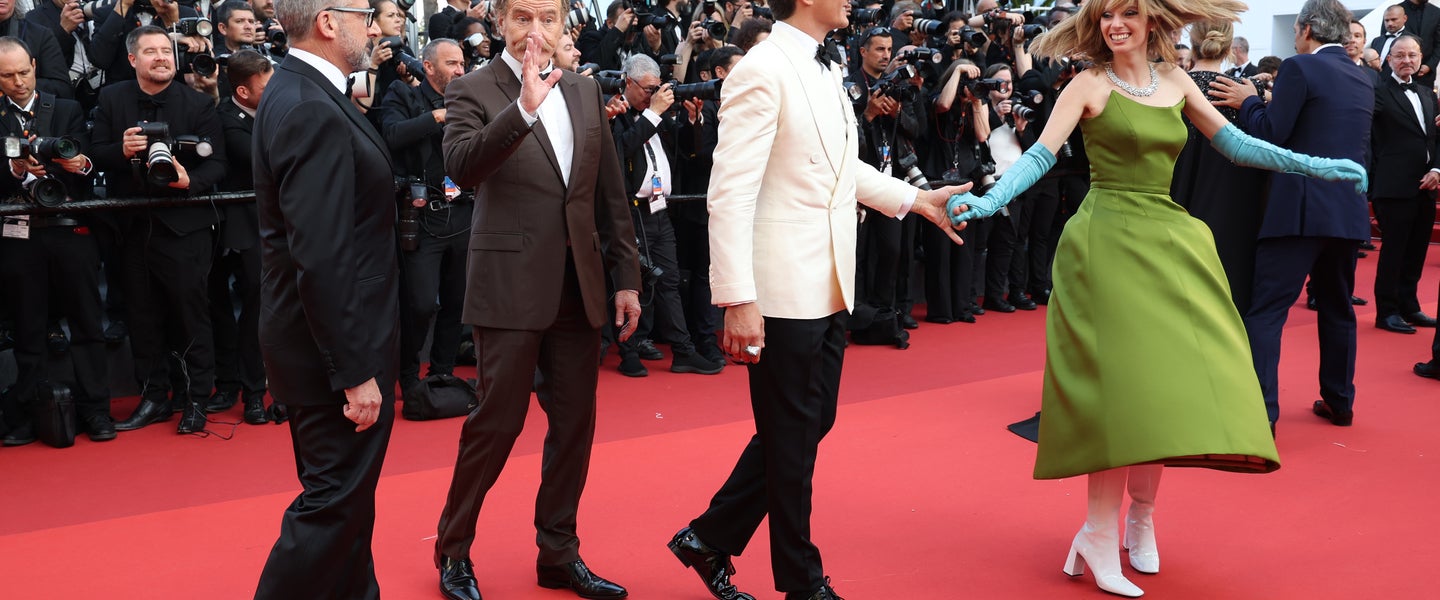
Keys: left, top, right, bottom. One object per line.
{"left": 1238, "top": 46, "right": 1373, "bottom": 241}
{"left": 254, "top": 56, "right": 399, "bottom": 406}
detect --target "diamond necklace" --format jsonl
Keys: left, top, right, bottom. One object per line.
{"left": 1106, "top": 63, "right": 1159, "bottom": 97}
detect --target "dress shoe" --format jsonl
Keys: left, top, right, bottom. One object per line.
{"left": 968, "top": 302, "right": 985, "bottom": 316}
{"left": 923, "top": 315, "right": 954, "bottom": 325}
{"left": 1312, "top": 400, "right": 1353, "bottom": 427}
{"left": 636, "top": 339, "right": 664, "bottom": 361}
{"left": 103, "top": 319, "right": 128, "bottom": 344}
{"left": 1351, "top": 295, "right": 1368, "bottom": 306}
{"left": 205, "top": 389, "right": 239, "bottom": 413}
{"left": 2, "top": 423, "right": 35, "bottom": 446}
{"left": 47, "top": 325, "right": 69, "bottom": 356}
{"left": 177, "top": 400, "right": 207, "bottom": 434}
{"left": 1376, "top": 314, "right": 1417, "bottom": 334}
{"left": 956, "top": 311, "right": 976, "bottom": 323}
{"left": 899, "top": 312, "right": 919, "bottom": 330}
{"left": 243, "top": 391, "right": 268, "bottom": 425}
{"left": 984, "top": 296, "right": 1017, "bottom": 313}
{"left": 438, "top": 556, "right": 482, "bottom": 600}
{"left": 1032, "top": 289, "right": 1051, "bottom": 305}
{"left": 1010, "top": 293, "right": 1038, "bottom": 311}
{"left": 667, "top": 527, "right": 755, "bottom": 600}
{"left": 115, "top": 398, "right": 174, "bottom": 431}
{"left": 785, "top": 578, "right": 844, "bottom": 600}
{"left": 1305, "top": 295, "right": 1317, "bottom": 311}
{"left": 1414, "top": 361, "right": 1440, "bottom": 380}
{"left": 1360, "top": 240, "right": 1377, "bottom": 250}
{"left": 456, "top": 338, "right": 477, "bottom": 366}
{"left": 618, "top": 354, "right": 648, "bottom": 377}
{"left": 1355, "top": 249, "right": 1368, "bottom": 258}
{"left": 672, "top": 351, "right": 724, "bottom": 375}
{"left": 267, "top": 403, "right": 289, "bottom": 424}
{"left": 699, "top": 342, "right": 725, "bottom": 365}
{"left": 83, "top": 413, "right": 117, "bottom": 442}
{"left": 1404, "top": 312, "right": 1437, "bottom": 328}
{"left": 536, "top": 559, "right": 628, "bottom": 599}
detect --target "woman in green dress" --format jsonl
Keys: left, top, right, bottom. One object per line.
{"left": 946, "top": 0, "right": 1366, "bottom": 597}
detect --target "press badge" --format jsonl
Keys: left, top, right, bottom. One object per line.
{"left": 648, "top": 175, "right": 667, "bottom": 213}
{"left": 2, "top": 214, "right": 29, "bottom": 239}
{"left": 879, "top": 145, "right": 891, "bottom": 175}
{"left": 443, "top": 176, "right": 461, "bottom": 200}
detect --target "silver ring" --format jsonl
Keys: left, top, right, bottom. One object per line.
{"left": 744, "top": 345, "right": 761, "bottom": 356}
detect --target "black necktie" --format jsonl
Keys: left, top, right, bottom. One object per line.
{"left": 815, "top": 40, "right": 842, "bottom": 69}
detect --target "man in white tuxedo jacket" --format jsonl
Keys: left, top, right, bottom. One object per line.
{"left": 663, "top": 1, "right": 969, "bottom": 599}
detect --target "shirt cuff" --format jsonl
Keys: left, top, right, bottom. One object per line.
{"left": 716, "top": 300, "right": 754, "bottom": 308}
{"left": 519, "top": 102, "right": 539, "bottom": 126}
{"left": 641, "top": 108, "right": 662, "bottom": 126}
{"left": 894, "top": 187, "right": 918, "bottom": 219}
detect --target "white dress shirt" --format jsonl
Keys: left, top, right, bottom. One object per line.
{"left": 1391, "top": 72, "right": 1438, "bottom": 167}
{"left": 633, "top": 108, "right": 673, "bottom": 200}
{"left": 287, "top": 47, "right": 348, "bottom": 94}
{"left": 500, "top": 49, "right": 575, "bottom": 186}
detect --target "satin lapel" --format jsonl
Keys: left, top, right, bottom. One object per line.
{"left": 493, "top": 63, "right": 565, "bottom": 182}
{"left": 1424, "top": 89, "right": 1437, "bottom": 140}
{"left": 561, "top": 75, "right": 583, "bottom": 190}
{"left": 774, "top": 36, "right": 843, "bottom": 176}
{"left": 1390, "top": 82, "right": 1427, "bottom": 136}
{"left": 280, "top": 57, "right": 393, "bottom": 171}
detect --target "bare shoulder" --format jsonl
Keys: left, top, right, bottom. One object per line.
{"left": 1065, "top": 68, "right": 1112, "bottom": 115}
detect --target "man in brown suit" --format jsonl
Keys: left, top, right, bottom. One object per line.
{"left": 432, "top": 0, "right": 641, "bottom": 599}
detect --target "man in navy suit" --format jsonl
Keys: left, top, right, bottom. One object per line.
{"left": 1211, "top": 0, "right": 1372, "bottom": 430}
{"left": 251, "top": 2, "right": 400, "bottom": 598}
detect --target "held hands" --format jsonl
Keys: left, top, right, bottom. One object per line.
{"left": 343, "top": 377, "right": 382, "bottom": 432}
{"left": 947, "top": 190, "right": 1002, "bottom": 224}
{"left": 520, "top": 31, "right": 563, "bottom": 115}
{"left": 614, "top": 290, "right": 642, "bottom": 342}
{"left": 912, "top": 184, "right": 972, "bottom": 245}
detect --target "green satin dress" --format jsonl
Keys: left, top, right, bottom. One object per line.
{"left": 1033, "top": 92, "right": 1281, "bottom": 480}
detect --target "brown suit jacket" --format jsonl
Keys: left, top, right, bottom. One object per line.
{"left": 444, "top": 60, "right": 640, "bottom": 330}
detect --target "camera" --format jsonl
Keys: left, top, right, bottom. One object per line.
{"left": 751, "top": 5, "right": 772, "bottom": 20}
{"left": 635, "top": 11, "right": 678, "bottom": 29}
{"left": 965, "top": 77, "right": 1009, "bottom": 95}
{"left": 576, "top": 62, "right": 599, "bottom": 74}
{"left": 657, "top": 53, "right": 679, "bottom": 81}
{"left": 912, "top": 18, "right": 944, "bottom": 37}
{"left": 853, "top": 64, "right": 919, "bottom": 103}
{"left": 133, "top": 122, "right": 214, "bottom": 186}
{"left": 1012, "top": 104, "right": 1036, "bottom": 120}
{"left": 671, "top": 79, "right": 723, "bottom": 102}
{"left": 397, "top": 177, "right": 425, "bottom": 252}
{"left": 1021, "top": 23, "right": 1046, "bottom": 39}
{"left": 1060, "top": 57, "right": 1095, "bottom": 78}
{"left": 594, "top": 70, "right": 626, "bottom": 94}
{"left": 699, "top": 18, "right": 727, "bottom": 39}
{"left": 379, "top": 36, "right": 427, "bottom": 82}
{"left": 895, "top": 47, "right": 942, "bottom": 65}
{"left": 637, "top": 250, "right": 663, "bottom": 284}
{"left": 261, "top": 28, "right": 288, "bottom": 58}
{"left": 850, "top": 6, "right": 882, "bottom": 25}
{"left": 172, "top": 17, "right": 213, "bottom": 38}
{"left": 177, "top": 46, "right": 217, "bottom": 77}
{"left": 3, "top": 136, "right": 82, "bottom": 207}
{"left": 955, "top": 26, "right": 987, "bottom": 47}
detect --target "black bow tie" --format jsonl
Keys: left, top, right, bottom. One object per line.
{"left": 816, "top": 40, "right": 842, "bottom": 69}
{"left": 1400, "top": 80, "right": 1419, "bottom": 93}
{"left": 140, "top": 93, "right": 165, "bottom": 108}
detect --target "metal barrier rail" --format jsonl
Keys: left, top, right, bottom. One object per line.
{"left": 0, "top": 192, "right": 707, "bottom": 217}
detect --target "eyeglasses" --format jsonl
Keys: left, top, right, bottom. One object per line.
{"left": 325, "top": 6, "right": 376, "bottom": 28}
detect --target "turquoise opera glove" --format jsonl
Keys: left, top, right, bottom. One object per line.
{"left": 947, "top": 144, "right": 1057, "bottom": 225}
{"left": 1212, "top": 123, "right": 1368, "bottom": 195}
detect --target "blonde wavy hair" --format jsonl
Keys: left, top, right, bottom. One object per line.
{"left": 1030, "top": 0, "right": 1247, "bottom": 66}
{"left": 1189, "top": 19, "right": 1235, "bottom": 62}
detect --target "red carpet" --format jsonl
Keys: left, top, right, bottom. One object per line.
{"left": 2, "top": 251, "right": 1438, "bottom": 599}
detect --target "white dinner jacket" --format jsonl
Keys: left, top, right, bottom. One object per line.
{"left": 708, "top": 21, "right": 914, "bottom": 320}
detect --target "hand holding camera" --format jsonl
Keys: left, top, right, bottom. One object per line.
{"left": 371, "top": 39, "right": 395, "bottom": 69}
{"left": 864, "top": 91, "right": 899, "bottom": 121}
{"left": 616, "top": 8, "right": 635, "bottom": 33}
{"left": 649, "top": 82, "right": 676, "bottom": 115}
{"left": 60, "top": 2, "right": 84, "bottom": 33}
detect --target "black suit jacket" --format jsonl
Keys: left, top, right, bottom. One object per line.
{"left": 90, "top": 5, "right": 201, "bottom": 84}
{"left": 380, "top": 79, "right": 447, "bottom": 189}
{"left": 254, "top": 56, "right": 399, "bottom": 406}
{"left": 90, "top": 79, "right": 228, "bottom": 235}
{"left": 1403, "top": 0, "right": 1440, "bottom": 75}
{"left": 1, "top": 16, "right": 75, "bottom": 99}
{"left": 612, "top": 107, "right": 681, "bottom": 198}
{"left": 216, "top": 97, "right": 259, "bottom": 250}
{"left": 1370, "top": 75, "right": 1440, "bottom": 199}
{"left": 0, "top": 91, "right": 88, "bottom": 201}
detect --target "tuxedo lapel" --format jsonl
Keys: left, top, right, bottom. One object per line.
{"left": 1388, "top": 81, "right": 1427, "bottom": 136}
{"left": 772, "top": 33, "right": 844, "bottom": 177}
{"left": 492, "top": 63, "right": 565, "bottom": 183}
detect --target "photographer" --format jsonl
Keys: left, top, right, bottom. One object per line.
{"left": 90, "top": 0, "right": 207, "bottom": 84}
{"left": 214, "top": 1, "right": 261, "bottom": 100}
{"left": 91, "top": 25, "right": 227, "bottom": 434}
{"left": 429, "top": 0, "right": 490, "bottom": 42}
{"left": 0, "top": 36, "right": 111, "bottom": 446}
{"left": 28, "top": 0, "right": 103, "bottom": 109}
{"left": 977, "top": 61, "right": 1037, "bottom": 312}
{"left": 251, "top": 0, "right": 288, "bottom": 58}
{"left": 921, "top": 57, "right": 986, "bottom": 323}
{"left": 610, "top": 53, "right": 722, "bottom": 377}
{"left": 0, "top": 0, "right": 76, "bottom": 99}
{"left": 354, "top": 0, "right": 415, "bottom": 127}
{"left": 209, "top": 49, "right": 270, "bottom": 424}
{"left": 456, "top": 16, "right": 492, "bottom": 70}
{"left": 673, "top": 3, "right": 725, "bottom": 82}
{"left": 849, "top": 29, "right": 925, "bottom": 344}
{"left": 380, "top": 38, "right": 472, "bottom": 397}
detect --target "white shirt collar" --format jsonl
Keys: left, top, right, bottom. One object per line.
{"left": 499, "top": 48, "right": 554, "bottom": 81}
{"left": 288, "top": 47, "right": 348, "bottom": 94}
{"left": 238, "top": 102, "right": 258, "bottom": 118}
{"left": 8, "top": 92, "right": 35, "bottom": 113}
{"left": 1313, "top": 43, "right": 1344, "bottom": 55}
{"left": 1392, "top": 71, "right": 1418, "bottom": 87}
{"left": 771, "top": 20, "right": 824, "bottom": 49}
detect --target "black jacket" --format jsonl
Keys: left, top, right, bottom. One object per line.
{"left": 379, "top": 79, "right": 449, "bottom": 192}
{"left": 216, "top": 97, "right": 258, "bottom": 250}
{"left": 612, "top": 106, "right": 680, "bottom": 199}
{"left": 1369, "top": 74, "right": 1440, "bottom": 199}
{"left": 1, "top": 16, "right": 75, "bottom": 99}
{"left": 90, "top": 79, "right": 228, "bottom": 235}
{"left": 90, "top": 5, "right": 202, "bottom": 84}
{"left": 0, "top": 91, "right": 89, "bottom": 202}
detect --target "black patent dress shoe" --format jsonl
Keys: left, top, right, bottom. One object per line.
{"left": 667, "top": 527, "right": 755, "bottom": 600}
{"left": 1312, "top": 400, "right": 1353, "bottom": 426}
{"left": 968, "top": 302, "right": 984, "bottom": 316}
{"left": 785, "top": 578, "right": 844, "bottom": 600}
{"left": 439, "top": 556, "right": 482, "bottom": 600}
{"left": 1032, "top": 289, "right": 1051, "bottom": 305}
{"left": 984, "top": 297, "right": 1016, "bottom": 313}
{"left": 205, "top": 389, "right": 239, "bottom": 413}
{"left": 83, "top": 413, "right": 117, "bottom": 442}
{"left": 103, "top": 320, "right": 128, "bottom": 344}
{"left": 1009, "top": 293, "right": 1038, "bottom": 311}
{"left": 1404, "top": 312, "right": 1438, "bottom": 327}
{"left": 242, "top": 392, "right": 268, "bottom": 425}
{"left": 536, "top": 559, "right": 628, "bottom": 599}
{"left": 923, "top": 315, "right": 954, "bottom": 325}
{"left": 1414, "top": 361, "right": 1440, "bottom": 380}
{"left": 636, "top": 339, "right": 664, "bottom": 361}
{"left": 899, "top": 313, "right": 919, "bottom": 330}
{"left": 2, "top": 423, "right": 36, "bottom": 446}
{"left": 1377, "top": 314, "right": 1417, "bottom": 334}
{"left": 177, "top": 401, "right": 207, "bottom": 434}
{"left": 1351, "top": 295, "right": 1368, "bottom": 306}
{"left": 115, "top": 398, "right": 174, "bottom": 431}
{"left": 1305, "top": 296, "right": 1318, "bottom": 311}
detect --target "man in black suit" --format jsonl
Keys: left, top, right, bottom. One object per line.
{"left": 90, "top": 0, "right": 206, "bottom": 84}
{"left": 1369, "top": 35, "right": 1440, "bottom": 335}
{"left": 1401, "top": 0, "right": 1440, "bottom": 86}
{"left": 92, "top": 25, "right": 227, "bottom": 435}
{"left": 0, "top": 36, "right": 110, "bottom": 446}
{"left": 0, "top": 0, "right": 75, "bottom": 99}
{"left": 379, "top": 38, "right": 472, "bottom": 396}
{"left": 1211, "top": 0, "right": 1373, "bottom": 429}
{"left": 1228, "top": 35, "right": 1258, "bottom": 78}
{"left": 1372, "top": 4, "right": 1411, "bottom": 68}
{"left": 251, "top": 2, "right": 398, "bottom": 598}
{"left": 209, "top": 49, "right": 271, "bottom": 425}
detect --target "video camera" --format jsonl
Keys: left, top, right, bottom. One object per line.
{"left": 3, "top": 136, "right": 82, "bottom": 207}
{"left": 132, "top": 122, "right": 214, "bottom": 186}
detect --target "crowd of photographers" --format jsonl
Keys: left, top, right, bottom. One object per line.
{"left": 5, "top": 0, "right": 1416, "bottom": 449}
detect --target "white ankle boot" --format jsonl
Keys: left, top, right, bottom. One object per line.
{"left": 1063, "top": 469, "right": 1144, "bottom": 597}
{"left": 1124, "top": 465, "right": 1162, "bottom": 574}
